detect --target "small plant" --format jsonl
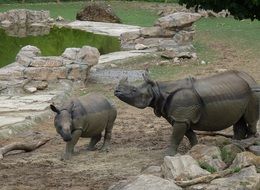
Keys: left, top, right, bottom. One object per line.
{"left": 199, "top": 161, "right": 217, "bottom": 174}
{"left": 220, "top": 148, "right": 234, "bottom": 165}
{"left": 231, "top": 167, "right": 241, "bottom": 173}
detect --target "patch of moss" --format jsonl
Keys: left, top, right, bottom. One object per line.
{"left": 199, "top": 161, "right": 217, "bottom": 174}
{"left": 231, "top": 167, "right": 241, "bottom": 173}
{"left": 220, "top": 148, "right": 235, "bottom": 165}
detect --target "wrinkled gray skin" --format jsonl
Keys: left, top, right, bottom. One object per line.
{"left": 51, "top": 93, "right": 117, "bottom": 160}
{"left": 114, "top": 70, "right": 259, "bottom": 156}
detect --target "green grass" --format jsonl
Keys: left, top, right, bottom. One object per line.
{"left": 199, "top": 161, "right": 217, "bottom": 174}
{"left": 0, "top": 2, "right": 85, "bottom": 20}
{"left": 0, "top": 1, "right": 159, "bottom": 26}
{"left": 195, "top": 17, "right": 260, "bottom": 58}
{"left": 1, "top": 1, "right": 260, "bottom": 78}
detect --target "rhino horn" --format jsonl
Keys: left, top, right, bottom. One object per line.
{"left": 50, "top": 104, "right": 60, "bottom": 114}
{"left": 119, "top": 77, "right": 128, "bottom": 85}
{"left": 142, "top": 70, "right": 155, "bottom": 86}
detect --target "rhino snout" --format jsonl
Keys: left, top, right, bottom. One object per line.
{"left": 63, "top": 135, "right": 72, "bottom": 142}
{"left": 59, "top": 130, "right": 72, "bottom": 142}
{"left": 114, "top": 89, "right": 122, "bottom": 97}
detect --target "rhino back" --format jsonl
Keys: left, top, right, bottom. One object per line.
{"left": 193, "top": 71, "right": 254, "bottom": 130}
{"left": 72, "top": 93, "right": 117, "bottom": 137}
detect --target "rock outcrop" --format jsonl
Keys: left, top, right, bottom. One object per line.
{"left": 0, "top": 45, "right": 100, "bottom": 81}
{"left": 76, "top": 2, "right": 121, "bottom": 23}
{"left": 120, "top": 12, "right": 201, "bottom": 54}
{"left": 0, "top": 9, "right": 50, "bottom": 26}
{"left": 0, "top": 9, "right": 52, "bottom": 37}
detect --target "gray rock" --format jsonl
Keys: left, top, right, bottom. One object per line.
{"left": 188, "top": 144, "right": 226, "bottom": 171}
{"left": 30, "top": 56, "right": 63, "bottom": 67}
{"left": 135, "top": 43, "right": 148, "bottom": 50}
{"left": 173, "top": 30, "right": 195, "bottom": 45}
{"left": 24, "top": 67, "right": 67, "bottom": 80}
{"left": 0, "top": 64, "right": 25, "bottom": 81}
{"left": 230, "top": 151, "right": 260, "bottom": 169}
{"left": 155, "top": 12, "right": 201, "bottom": 29}
{"left": 61, "top": 48, "right": 80, "bottom": 60}
{"left": 161, "top": 155, "right": 210, "bottom": 181}
{"left": 249, "top": 145, "right": 260, "bottom": 156}
{"left": 0, "top": 9, "right": 49, "bottom": 25}
{"left": 23, "top": 86, "right": 37, "bottom": 93}
{"left": 16, "top": 45, "right": 41, "bottom": 66}
{"left": 108, "top": 174, "right": 182, "bottom": 190}
{"left": 141, "top": 165, "right": 162, "bottom": 177}
{"left": 78, "top": 46, "right": 100, "bottom": 65}
{"left": 120, "top": 31, "right": 141, "bottom": 42}
{"left": 66, "top": 64, "right": 89, "bottom": 81}
{"left": 209, "top": 166, "right": 260, "bottom": 190}
{"left": 199, "top": 136, "right": 231, "bottom": 148}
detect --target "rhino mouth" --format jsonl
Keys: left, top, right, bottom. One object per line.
{"left": 114, "top": 89, "right": 126, "bottom": 99}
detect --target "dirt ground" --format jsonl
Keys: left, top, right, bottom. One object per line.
{"left": 0, "top": 95, "right": 193, "bottom": 190}
{"left": 1, "top": 21, "right": 260, "bottom": 190}
{"left": 1, "top": 59, "right": 259, "bottom": 190}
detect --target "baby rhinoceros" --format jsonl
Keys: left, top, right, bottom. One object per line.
{"left": 50, "top": 93, "right": 117, "bottom": 160}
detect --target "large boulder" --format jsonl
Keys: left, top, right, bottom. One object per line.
{"left": 108, "top": 174, "right": 182, "bottom": 190}
{"left": 188, "top": 144, "right": 227, "bottom": 171}
{"left": 76, "top": 3, "right": 121, "bottom": 23}
{"left": 161, "top": 155, "right": 210, "bottom": 181}
{"left": 155, "top": 12, "right": 201, "bottom": 29}
{"left": 188, "top": 166, "right": 260, "bottom": 190}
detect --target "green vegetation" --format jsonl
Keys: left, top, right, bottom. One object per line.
{"left": 199, "top": 161, "right": 217, "bottom": 173}
{"left": 231, "top": 167, "right": 241, "bottom": 173}
{"left": 0, "top": 1, "right": 260, "bottom": 78}
{"left": 220, "top": 148, "right": 235, "bottom": 165}
{"left": 0, "top": 26, "right": 120, "bottom": 67}
{"left": 0, "top": 2, "right": 85, "bottom": 20}
{"left": 179, "top": 0, "right": 260, "bottom": 20}
{"left": 0, "top": 1, "right": 159, "bottom": 26}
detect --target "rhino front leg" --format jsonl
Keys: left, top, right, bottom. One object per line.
{"left": 62, "top": 130, "right": 82, "bottom": 160}
{"left": 167, "top": 122, "right": 187, "bottom": 156}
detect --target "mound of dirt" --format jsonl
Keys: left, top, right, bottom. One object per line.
{"left": 76, "top": 2, "right": 121, "bottom": 23}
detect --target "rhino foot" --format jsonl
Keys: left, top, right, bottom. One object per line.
{"left": 99, "top": 146, "right": 109, "bottom": 153}
{"left": 86, "top": 146, "right": 97, "bottom": 151}
{"left": 60, "top": 153, "right": 72, "bottom": 161}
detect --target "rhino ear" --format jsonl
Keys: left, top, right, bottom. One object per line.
{"left": 50, "top": 104, "right": 60, "bottom": 114}
{"left": 142, "top": 70, "right": 155, "bottom": 86}
{"left": 119, "top": 77, "right": 128, "bottom": 85}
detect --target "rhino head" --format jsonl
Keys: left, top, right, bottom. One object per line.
{"left": 50, "top": 104, "right": 73, "bottom": 142}
{"left": 114, "top": 72, "right": 156, "bottom": 109}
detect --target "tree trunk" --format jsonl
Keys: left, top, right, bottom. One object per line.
{"left": 0, "top": 139, "right": 51, "bottom": 159}
{"left": 175, "top": 167, "right": 244, "bottom": 187}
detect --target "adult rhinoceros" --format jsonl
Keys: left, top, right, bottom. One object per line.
{"left": 114, "top": 70, "right": 259, "bottom": 156}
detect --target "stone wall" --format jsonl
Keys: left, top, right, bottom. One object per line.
{"left": 120, "top": 12, "right": 201, "bottom": 53}
{"left": 0, "top": 45, "right": 100, "bottom": 81}
{"left": 0, "top": 9, "right": 51, "bottom": 37}
{"left": 0, "top": 9, "right": 50, "bottom": 26}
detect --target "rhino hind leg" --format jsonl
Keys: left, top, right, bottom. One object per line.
{"left": 233, "top": 118, "right": 248, "bottom": 140}
{"left": 100, "top": 120, "right": 115, "bottom": 152}
{"left": 185, "top": 129, "right": 198, "bottom": 147}
{"left": 87, "top": 134, "right": 102, "bottom": 151}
